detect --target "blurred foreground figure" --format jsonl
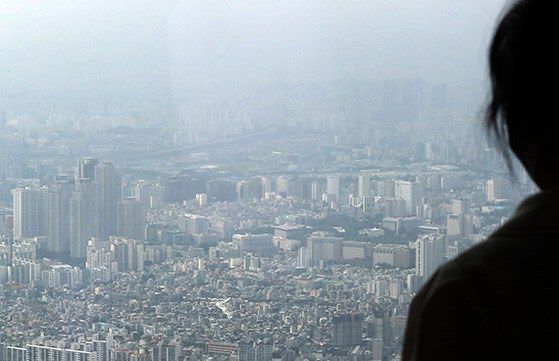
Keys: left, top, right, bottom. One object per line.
{"left": 403, "top": 1, "right": 559, "bottom": 360}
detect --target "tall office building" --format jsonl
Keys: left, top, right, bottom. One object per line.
{"left": 70, "top": 158, "right": 121, "bottom": 260}
{"left": 12, "top": 187, "right": 48, "bottom": 240}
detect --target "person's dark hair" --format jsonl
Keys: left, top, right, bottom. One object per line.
{"left": 485, "top": 0, "right": 555, "bottom": 175}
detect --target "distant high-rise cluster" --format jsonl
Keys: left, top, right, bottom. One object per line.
{"left": 10, "top": 157, "right": 142, "bottom": 262}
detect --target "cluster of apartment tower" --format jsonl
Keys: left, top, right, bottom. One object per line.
{"left": 11, "top": 158, "right": 144, "bottom": 262}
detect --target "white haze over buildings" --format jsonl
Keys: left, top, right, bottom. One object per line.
{"left": 1, "top": 0, "right": 507, "bottom": 101}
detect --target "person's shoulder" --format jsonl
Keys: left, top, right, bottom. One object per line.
{"left": 493, "top": 187, "right": 559, "bottom": 236}
{"left": 450, "top": 234, "right": 516, "bottom": 272}
{"left": 410, "top": 187, "right": 559, "bottom": 318}
{"left": 452, "top": 188, "right": 559, "bottom": 272}
{"left": 405, "top": 251, "right": 496, "bottom": 360}
{"left": 414, "top": 250, "right": 480, "bottom": 306}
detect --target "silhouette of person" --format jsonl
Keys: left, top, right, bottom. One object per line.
{"left": 402, "top": 1, "right": 559, "bottom": 360}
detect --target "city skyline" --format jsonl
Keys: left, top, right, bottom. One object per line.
{"left": 0, "top": 2, "right": 530, "bottom": 361}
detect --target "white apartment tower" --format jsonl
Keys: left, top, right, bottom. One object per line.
{"left": 70, "top": 179, "right": 101, "bottom": 259}
{"left": 117, "top": 197, "right": 145, "bottom": 241}
{"left": 95, "top": 161, "right": 121, "bottom": 239}
{"left": 12, "top": 187, "right": 48, "bottom": 240}
{"left": 47, "top": 176, "right": 73, "bottom": 255}
{"left": 415, "top": 235, "right": 445, "bottom": 282}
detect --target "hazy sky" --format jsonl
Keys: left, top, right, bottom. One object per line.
{"left": 0, "top": 0, "right": 508, "bottom": 95}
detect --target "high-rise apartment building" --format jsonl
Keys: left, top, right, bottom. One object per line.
{"left": 117, "top": 197, "right": 145, "bottom": 241}
{"left": 3, "top": 345, "right": 26, "bottom": 361}
{"left": 2, "top": 344, "right": 96, "bottom": 361}
{"left": 326, "top": 175, "right": 340, "bottom": 201}
{"left": 358, "top": 174, "right": 372, "bottom": 198}
{"left": 134, "top": 181, "right": 164, "bottom": 208}
{"left": 415, "top": 234, "right": 445, "bottom": 281}
{"left": 95, "top": 161, "right": 120, "bottom": 239}
{"left": 147, "top": 345, "right": 177, "bottom": 361}
{"left": 297, "top": 247, "right": 310, "bottom": 268}
{"left": 47, "top": 175, "right": 73, "bottom": 256}
{"left": 12, "top": 186, "right": 48, "bottom": 240}
{"left": 70, "top": 179, "right": 101, "bottom": 260}
{"left": 310, "top": 180, "right": 320, "bottom": 200}
{"left": 86, "top": 238, "right": 112, "bottom": 282}
{"left": 69, "top": 158, "right": 122, "bottom": 260}
{"left": 11, "top": 158, "right": 124, "bottom": 264}
{"left": 110, "top": 237, "right": 144, "bottom": 272}
{"left": 27, "top": 345, "right": 96, "bottom": 361}
{"left": 76, "top": 157, "right": 98, "bottom": 182}
{"left": 236, "top": 180, "right": 252, "bottom": 202}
